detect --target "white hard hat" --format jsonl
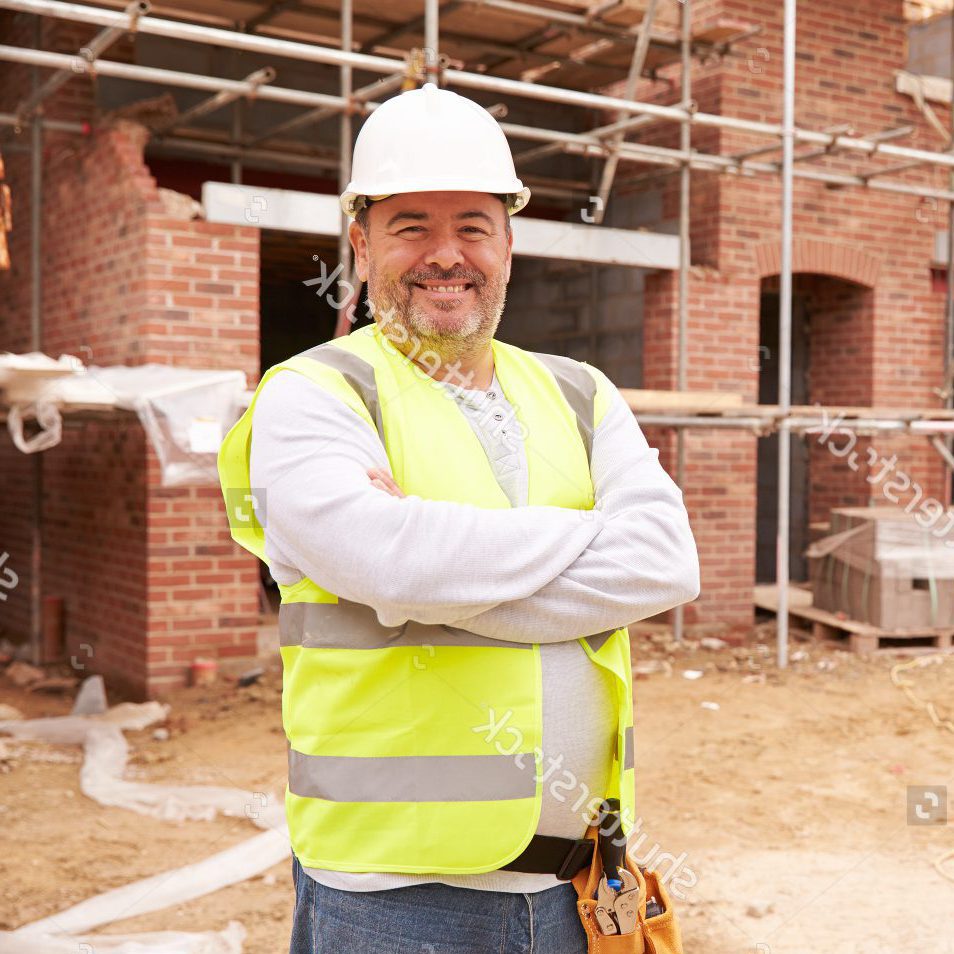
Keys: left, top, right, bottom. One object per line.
{"left": 340, "top": 82, "right": 531, "bottom": 219}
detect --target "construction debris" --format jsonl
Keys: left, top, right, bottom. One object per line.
{"left": 891, "top": 655, "right": 954, "bottom": 734}
{"left": 27, "top": 676, "right": 79, "bottom": 694}
{"left": 633, "top": 659, "right": 672, "bottom": 679}
{"left": 4, "top": 661, "right": 43, "bottom": 688}
{"left": 1, "top": 924, "right": 245, "bottom": 954}
{"left": 0, "top": 676, "right": 289, "bottom": 952}
{"left": 70, "top": 674, "right": 107, "bottom": 715}
{"left": 237, "top": 666, "right": 266, "bottom": 687}
{"left": 0, "top": 151, "right": 10, "bottom": 271}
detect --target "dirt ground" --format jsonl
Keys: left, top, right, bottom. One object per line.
{"left": 1, "top": 622, "right": 953, "bottom": 954}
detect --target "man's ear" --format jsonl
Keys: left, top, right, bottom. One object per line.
{"left": 350, "top": 219, "right": 369, "bottom": 282}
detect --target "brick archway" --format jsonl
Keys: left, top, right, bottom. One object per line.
{"left": 754, "top": 239, "right": 880, "bottom": 288}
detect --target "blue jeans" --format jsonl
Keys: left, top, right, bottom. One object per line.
{"left": 289, "top": 856, "right": 588, "bottom": 953}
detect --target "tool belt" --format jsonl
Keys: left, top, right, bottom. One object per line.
{"left": 571, "top": 801, "right": 684, "bottom": 954}
{"left": 503, "top": 803, "right": 684, "bottom": 953}
{"left": 502, "top": 834, "right": 595, "bottom": 879}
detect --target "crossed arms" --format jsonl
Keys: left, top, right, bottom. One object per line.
{"left": 248, "top": 367, "right": 700, "bottom": 643}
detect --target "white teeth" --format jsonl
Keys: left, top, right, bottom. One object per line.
{"left": 428, "top": 284, "right": 466, "bottom": 292}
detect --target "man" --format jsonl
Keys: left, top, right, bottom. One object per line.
{"left": 218, "top": 82, "right": 699, "bottom": 954}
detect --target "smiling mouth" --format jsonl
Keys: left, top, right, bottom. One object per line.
{"left": 413, "top": 282, "right": 475, "bottom": 295}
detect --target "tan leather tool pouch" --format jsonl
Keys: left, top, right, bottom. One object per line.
{"left": 571, "top": 830, "right": 684, "bottom": 954}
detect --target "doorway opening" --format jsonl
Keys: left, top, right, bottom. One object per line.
{"left": 756, "top": 290, "right": 811, "bottom": 583}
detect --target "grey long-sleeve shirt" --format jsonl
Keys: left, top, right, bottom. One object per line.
{"left": 249, "top": 354, "right": 699, "bottom": 893}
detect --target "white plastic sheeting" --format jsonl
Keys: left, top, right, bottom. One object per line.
{"left": 83, "top": 364, "right": 246, "bottom": 487}
{"left": 14, "top": 826, "right": 289, "bottom": 937}
{"left": 6, "top": 401, "right": 62, "bottom": 453}
{"left": 80, "top": 724, "right": 283, "bottom": 824}
{"left": 0, "top": 352, "right": 78, "bottom": 402}
{"left": 0, "top": 701, "right": 171, "bottom": 744}
{"left": 1, "top": 923, "right": 246, "bottom": 954}
{"left": 0, "top": 684, "right": 290, "bottom": 952}
{"left": 1, "top": 353, "right": 247, "bottom": 485}
{"left": 0, "top": 352, "right": 78, "bottom": 455}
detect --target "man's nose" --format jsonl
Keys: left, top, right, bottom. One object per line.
{"left": 422, "top": 233, "right": 466, "bottom": 272}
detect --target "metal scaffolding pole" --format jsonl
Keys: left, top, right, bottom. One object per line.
{"left": 360, "top": 0, "right": 457, "bottom": 52}
{"left": 225, "top": 20, "right": 243, "bottom": 184}
{"left": 8, "top": 0, "right": 954, "bottom": 178}
{"left": 13, "top": 0, "right": 147, "bottom": 124}
{"left": 425, "top": 0, "right": 439, "bottom": 85}
{"left": 29, "top": 14, "right": 43, "bottom": 664}
{"left": 730, "top": 122, "right": 852, "bottom": 162}
{"left": 446, "top": 67, "right": 954, "bottom": 173}
{"left": 558, "top": 130, "right": 951, "bottom": 196}
{"left": 152, "top": 66, "right": 275, "bottom": 137}
{"left": 0, "top": 0, "right": 405, "bottom": 74}
{"left": 7, "top": 42, "right": 954, "bottom": 203}
{"left": 514, "top": 116, "right": 655, "bottom": 168}
{"left": 591, "top": 0, "right": 658, "bottom": 224}
{"left": 7, "top": 39, "right": 954, "bottom": 204}
{"left": 776, "top": 0, "right": 797, "bottom": 670}
{"left": 248, "top": 73, "right": 405, "bottom": 147}
{"left": 472, "top": 0, "right": 679, "bottom": 49}
{"left": 761, "top": 124, "right": 917, "bottom": 175}
{"left": 148, "top": 135, "right": 338, "bottom": 172}
{"left": 336, "top": 0, "right": 355, "bottom": 339}
{"left": 502, "top": 118, "right": 954, "bottom": 202}
{"left": 636, "top": 413, "right": 954, "bottom": 434}
{"left": 230, "top": 90, "right": 243, "bottom": 184}
{"left": 673, "top": 0, "right": 691, "bottom": 644}
{"left": 0, "top": 44, "right": 356, "bottom": 111}
{"left": 945, "top": 10, "right": 954, "bottom": 474}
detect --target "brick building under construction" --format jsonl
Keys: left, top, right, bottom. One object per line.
{"left": 2, "top": 0, "right": 954, "bottom": 697}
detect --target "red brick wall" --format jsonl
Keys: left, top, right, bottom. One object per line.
{"left": 799, "top": 273, "right": 878, "bottom": 523}
{"left": 0, "top": 15, "right": 261, "bottom": 696}
{"left": 642, "top": 267, "right": 760, "bottom": 633}
{"left": 612, "top": 0, "right": 950, "bottom": 629}
{"left": 4, "top": 0, "right": 951, "bottom": 659}
{"left": 41, "top": 421, "right": 149, "bottom": 698}
{"left": 722, "top": 0, "right": 950, "bottom": 548}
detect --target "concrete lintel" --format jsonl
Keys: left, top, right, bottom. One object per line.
{"left": 201, "top": 182, "right": 679, "bottom": 270}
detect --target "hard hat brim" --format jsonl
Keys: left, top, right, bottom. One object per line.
{"left": 341, "top": 186, "right": 531, "bottom": 219}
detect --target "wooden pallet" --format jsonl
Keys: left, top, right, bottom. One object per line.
{"left": 754, "top": 584, "right": 954, "bottom": 653}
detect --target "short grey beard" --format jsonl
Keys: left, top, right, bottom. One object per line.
{"left": 367, "top": 260, "right": 507, "bottom": 368}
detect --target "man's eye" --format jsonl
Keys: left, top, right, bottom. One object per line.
{"left": 462, "top": 227, "right": 488, "bottom": 234}
{"left": 398, "top": 226, "right": 425, "bottom": 234}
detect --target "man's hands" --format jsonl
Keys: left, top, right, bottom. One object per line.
{"left": 368, "top": 467, "right": 405, "bottom": 498}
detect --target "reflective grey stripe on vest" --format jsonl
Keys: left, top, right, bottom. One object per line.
{"left": 531, "top": 352, "right": 597, "bottom": 465}
{"left": 584, "top": 628, "right": 616, "bottom": 654}
{"left": 280, "top": 599, "right": 529, "bottom": 650}
{"left": 288, "top": 750, "right": 537, "bottom": 802}
{"left": 300, "top": 344, "right": 385, "bottom": 443}
{"left": 621, "top": 725, "right": 634, "bottom": 771}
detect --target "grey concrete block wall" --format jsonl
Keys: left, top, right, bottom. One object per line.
{"left": 501, "top": 188, "right": 664, "bottom": 388}
{"left": 908, "top": 15, "right": 952, "bottom": 78}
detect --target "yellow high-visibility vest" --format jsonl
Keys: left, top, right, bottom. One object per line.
{"left": 217, "top": 322, "right": 635, "bottom": 874}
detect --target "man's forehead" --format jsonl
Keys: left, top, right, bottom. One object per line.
{"left": 383, "top": 190, "right": 499, "bottom": 208}
{"left": 369, "top": 192, "right": 506, "bottom": 225}
{"left": 381, "top": 207, "right": 500, "bottom": 229}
